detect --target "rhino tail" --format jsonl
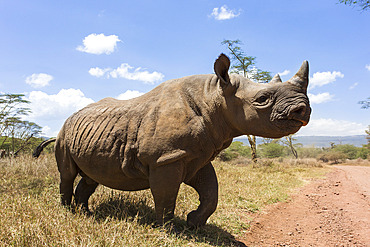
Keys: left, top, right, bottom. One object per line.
{"left": 33, "top": 138, "right": 57, "bottom": 158}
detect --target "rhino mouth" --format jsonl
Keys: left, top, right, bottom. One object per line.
{"left": 277, "top": 119, "right": 303, "bottom": 127}
{"left": 297, "top": 119, "right": 308, "bottom": 126}
{"left": 271, "top": 119, "right": 305, "bottom": 134}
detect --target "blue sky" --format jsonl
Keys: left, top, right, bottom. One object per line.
{"left": 0, "top": 0, "right": 369, "bottom": 137}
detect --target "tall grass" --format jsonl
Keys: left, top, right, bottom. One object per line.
{"left": 0, "top": 154, "right": 328, "bottom": 246}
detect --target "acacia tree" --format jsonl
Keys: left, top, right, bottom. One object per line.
{"left": 222, "top": 39, "right": 272, "bottom": 162}
{"left": 339, "top": 0, "right": 370, "bottom": 10}
{"left": 3, "top": 118, "right": 41, "bottom": 155}
{"left": 282, "top": 134, "right": 299, "bottom": 159}
{"left": 0, "top": 94, "right": 30, "bottom": 137}
{"left": 0, "top": 93, "right": 41, "bottom": 156}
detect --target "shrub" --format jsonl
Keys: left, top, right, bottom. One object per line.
{"left": 218, "top": 141, "right": 251, "bottom": 161}
{"left": 218, "top": 149, "right": 238, "bottom": 161}
{"left": 332, "top": 144, "right": 360, "bottom": 160}
{"left": 296, "top": 146, "right": 323, "bottom": 159}
{"left": 258, "top": 143, "right": 285, "bottom": 158}
{"left": 317, "top": 151, "right": 347, "bottom": 164}
{"left": 357, "top": 147, "right": 369, "bottom": 159}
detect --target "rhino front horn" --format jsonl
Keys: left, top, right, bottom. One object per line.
{"left": 289, "top": 60, "right": 309, "bottom": 90}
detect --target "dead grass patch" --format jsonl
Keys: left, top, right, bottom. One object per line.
{"left": 0, "top": 154, "right": 329, "bottom": 246}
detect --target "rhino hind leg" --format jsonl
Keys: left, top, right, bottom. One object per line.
{"left": 58, "top": 155, "right": 78, "bottom": 208}
{"left": 75, "top": 176, "right": 99, "bottom": 213}
{"left": 185, "top": 162, "right": 218, "bottom": 227}
{"left": 60, "top": 177, "right": 76, "bottom": 207}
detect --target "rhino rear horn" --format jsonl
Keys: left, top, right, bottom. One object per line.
{"left": 214, "top": 53, "right": 230, "bottom": 87}
{"left": 289, "top": 60, "right": 309, "bottom": 90}
{"left": 269, "top": 74, "right": 282, "bottom": 84}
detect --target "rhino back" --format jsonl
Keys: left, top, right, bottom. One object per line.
{"left": 58, "top": 74, "right": 229, "bottom": 182}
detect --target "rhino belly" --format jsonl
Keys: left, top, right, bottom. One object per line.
{"left": 74, "top": 158, "right": 150, "bottom": 191}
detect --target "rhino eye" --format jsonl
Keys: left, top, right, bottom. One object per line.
{"left": 253, "top": 91, "right": 273, "bottom": 108}
{"left": 256, "top": 95, "right": 269, "bottom": 104}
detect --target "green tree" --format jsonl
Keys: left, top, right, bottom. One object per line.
{"left": 7, "top": 118, "right": 42, "bottom": 155}
{"left": 339, "top": 0, "right": 370, "bottom": 10}
{"left": 222, "top": 39, "right": 272, "bottom": 162}
{"left": 0, "top": 93, "right": 42, "bottom": 156}
{"left": 221, "top": 40, "right": 272, "bottom": 83}
{"left": 0, "top": 94, "right": 31, "bottom": 137}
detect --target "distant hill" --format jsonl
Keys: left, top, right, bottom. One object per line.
{"left": 234, "top": 135, "right": 368, "bottom": 148}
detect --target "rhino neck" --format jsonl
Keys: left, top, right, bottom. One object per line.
{"left": 197, "top": 75, "right": 243, "bottom": 151}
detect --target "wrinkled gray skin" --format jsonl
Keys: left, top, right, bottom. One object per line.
{"left": 51, "top": 54, "right": 310, "bottom": 227}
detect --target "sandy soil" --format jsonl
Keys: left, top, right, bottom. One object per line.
{"left": 241, "top": 165, "right": 370, "bottom": 247}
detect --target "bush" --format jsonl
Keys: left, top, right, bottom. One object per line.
{"left": 357, "top": 147, "right": 369, "bottom": 159}
{"left": 317, "top": 151, "right": 347, "bottom": 164}
{"left": 218, "top": 141, "right": 251, "bottom": 161}
{"left": 296, "top": 146, "right": 323, "bottom": 159}
{"left": 332, "top": 144, "right": 360, "bottom": 160}
{"left": 258, "top": 143, "right": 285, "bottom": 158}
{"left": 218, "top": 150, "right": 238, "bottom": 161}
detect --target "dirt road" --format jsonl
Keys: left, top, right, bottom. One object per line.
{"left": 242, "top": 166, "right": 370, "bottom": 246}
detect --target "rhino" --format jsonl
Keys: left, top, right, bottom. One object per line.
{"left": 34, "top": 54, "right": 311, "bottom": 227}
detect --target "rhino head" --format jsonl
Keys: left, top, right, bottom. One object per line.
{"left": 215, "top": 54, "right": 311, "bottom": 139}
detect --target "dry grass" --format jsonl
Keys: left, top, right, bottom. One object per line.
{"left": 340, "top": 158, "right": 370, "bottom": 166}
{"left": 0, "top": 154, "right": 329, "bottom": 246}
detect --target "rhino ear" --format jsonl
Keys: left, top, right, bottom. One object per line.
{"left": 214, "top": 53, "right": 231, "bottom": 87}
{"left": 269, "top": 73, "right": 282, "bottom": 84}
{"left": 289, "top": 60, "right": 309, "bottom": 91}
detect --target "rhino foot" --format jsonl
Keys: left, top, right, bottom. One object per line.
{"left": 74, "top": 176, "right": 99, "bottom": 213}
{"left": 185, "top": 162, "right": 219, "bottom": 228}
{"left": 187, "top": 210, "right": 207, "bottom": 228}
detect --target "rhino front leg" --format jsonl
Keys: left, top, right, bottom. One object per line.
{"left": 75, "top": 176, "right": 99, "bottom": 213}
{"left": 149, "top": 162, "right": 184, "bottom": 226}
{"left": 185, "top": 162, "right": 218, "bottom": 227}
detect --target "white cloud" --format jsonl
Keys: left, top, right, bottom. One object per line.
{"left": 278, "top": 70, "right": 290, "bottom": 76}
{"left": 116, "top": 90, "right": 145, "bottom": 100}
{"left": 25, "top": 73, "right": 53, "bottom": 88}
{"left": 23, "top": 89, "right": 95, "bottom": 137}
{"left": 109, "top": 64, "right": 164, "bottom": 83}
{"left": 88, "top": 67, "right": 110, "bottom": 77}
{"left": 25, "top": 88, "right": 94, "bottom": 121}
{"left": 76, "top": 33, "right": 120, "bottom": 55}
{"left": 89, "top": 63, "right": 164, "bottom": 84}
{"left": 309, "top": 71, "right": 344, "bottom": 89}
{"left": 211, "top": 5, "right": 241, "bottom": 20}
{"left": 366, "top": 64, "right": 370, "bottom": 71}
{"left": 297, "top": 118, "right": 367, "bottom": 136}
{"left": 349, "top": 82, "right": 358, "bottom": 90}
{"left": 308, "top": 92, "right": 334, "bottom": 104}
{"left": 41, "top": 125, "right": 59, "bottom": 138}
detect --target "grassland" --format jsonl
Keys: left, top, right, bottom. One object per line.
{"left": 0, "top": 154, "right": 329, "bottom": 246}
